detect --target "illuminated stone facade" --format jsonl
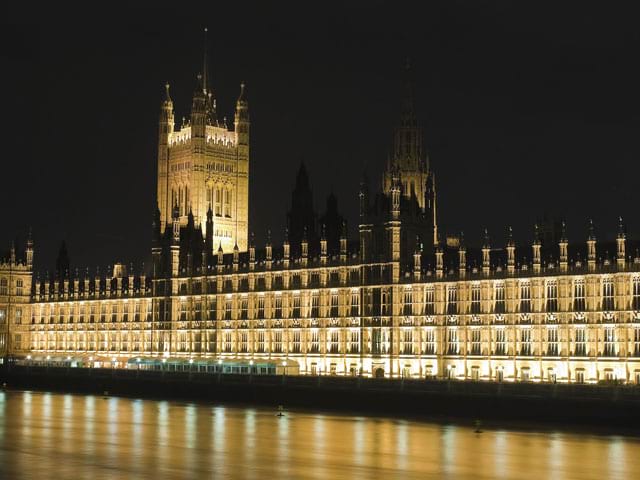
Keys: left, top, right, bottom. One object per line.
{"left": 0, "top": 238, "right": 33, "bottom": 360}
{"left": 7, "top": 66, "right": 640, "bottom": 385}
{"left": 157, "top": 70, "right": 249, "bottom": 253}
{"left": 18, "top": 234, "right": 640, "bottom": 384}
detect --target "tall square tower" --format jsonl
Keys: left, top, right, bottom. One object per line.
{"left": 156, "top": 73, "right": 249, "bottom": 253}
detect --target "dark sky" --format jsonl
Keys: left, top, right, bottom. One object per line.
{"left": 2, "top": 2, "right": 639, "bottom": 272}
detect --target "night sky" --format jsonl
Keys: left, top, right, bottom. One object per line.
{"left": 2, "top": 2, "right": 639, "bottom": 273}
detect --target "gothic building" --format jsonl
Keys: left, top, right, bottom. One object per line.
{"left": 3, "top": 61, "right": 640, "bottom": 385}
{"left": 0, "top": 237, "right": 33, "bottom": 359}
{"left": 156, "top": 42, "right": 249, "bottom": 253}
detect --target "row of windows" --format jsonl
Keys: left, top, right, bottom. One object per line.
{"left": 169, "top": 184, "right": 234, "bottom": 219}
{"left": 176, "top": 270, "right": 360, "bottom": 295}
{"left": 27, "top": 327, "right": 640, "bottom": 358}
{"left": 31, "top": 302, "right": 152, "bottom": 324}
{"left": 0, "top": 278, "right": 25, "bottom": 296}
{"left": 415, "top": 277, "right": 640, "bottom": 315}
{"left": 205, "top": 185, "right": 233, "bottom": 218}
{"left": 26, "top": 275, "right": 640, "bottom": 324}
{"left": 0, "top": 307, "right": 22, "bottom": 324}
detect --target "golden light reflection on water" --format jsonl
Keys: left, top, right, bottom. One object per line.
{"left": 0, "top": 390, "right": 638, "bottom": 480}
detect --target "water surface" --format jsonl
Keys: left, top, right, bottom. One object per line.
{"left": 0, "top": 390, "right": 637, "bottom": 479}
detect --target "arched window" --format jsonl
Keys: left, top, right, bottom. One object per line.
{"left": 215, "top": 186, "right": 222, "bottom": 216}
{"left": 224, "top": 188, "right": 232, "bottom": 217}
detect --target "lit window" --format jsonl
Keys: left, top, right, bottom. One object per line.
{"left": 603, "top": 327, "right": 616, "bottom": 356}
{"left": 546, "top": 281, "right": 558, "bottom": 312}
{"left": 330, "top": 293, "right": 339, "bottom": 317}
{"left": 447, "top": 328, "right": 458, "bottom": 354}
{"left": 547, "top": 328, "right": 558, "bottom": 356}
{"left": 402, "top": 329, "right": 413, "bottom": 354}
{"left": 574, "top": 328, "right": 586, "bottom": 356}
{"left": 471, "top": 284, "right": 481, "bottom": 314}
{"left": 520, "top": 328, "right": 531, "bottom": 356}
{"left": 495, "top": 328, "right": 506, "bottom": 355}
{"left": 349, "top": 330, "right": 359, "bottom": 353}
{"left": 633, "top": 277, "right": 640, "bottom": 310}
{"left": 424, "top": 288, "right": 435, "bottom": 315}
{"left": 520, "top": 282, "right": 531, "bottom": 313}
{"left": 602, "top": 278, "right": 614, "bottom": 311}
{"left": 471, "top": 328, "right": 481, "bottom": 355}
{"left": 573, "top": 279, "right": 585, "bottom": 311}
{"left": 403, "top": 289, "right": 412, "bottom": 315}
{"left": 447, "top": 286, "right": 457, "bottom": 315}
{"left": 494, "top": 283, "right": 505, "bottom": 314}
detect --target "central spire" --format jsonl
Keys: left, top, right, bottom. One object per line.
{"left": 202, "top": 27, "right": 209, "bottom": 95}
{"left": 199, "top": 27, "right": 217, "bottom": 125}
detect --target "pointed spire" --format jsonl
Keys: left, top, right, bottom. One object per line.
{"left": 172, "top": 199, "right": 180, "bottom": 220}
{"left": 560, "top": 220, "right": 568, "bottom": 242}
{"left": 559, "top": 221, "right": 568, "bottom": 271}
{"left": 202, "top": 27, "right": 209, "bottom": 94}
{"left": 187, "top": 207, "right": 195, "bottom": 229}
{"left": 458, "top": 232, "right": 467, "bottom": 278}
{"left": 238, "top": 81, "right": 246, "bottom": 102}
{"left": 435, "top": 233, "right": 444, "bottom": 278}
{"left": 506, "top": 226, "right": 514, "bottom": 247}
{"left": 483, "top": 228, "right": 490, "bottom": 249}
{"left": 400, "top": 56, "right": 417, "bottom": 128}
{"left": 164, "top": 82, "right": 172, "bottom": 102}
{"left": 172, "top": 201, "right": 181, "bottom": 244}
{"left": 617, "top": 216, "right": 625, "bottom": 238}
{"left": 265, "top": 229, "right": 273, "bottom": 267}
{"left": 616, "top": 216, "right": 626, "bottom": 269}
{"left": 482, "top": 229, "right": 491, "bottom": 276}
{"left": 414, "top": 234, "right": 422, "bottom": 254}
{"left": 533, "top": 222, "right": 541, "bottom": 245}
{"left": 249, "top": 232, "right": 256, "bottom": 270}
{"left": 26, "top": 227, "right": 34, "bottom": 267}
{"left": 216, "top": 241, "right": 224, "bottom": 272}
{"left": 587, "top": 218, "right": 597, "bottom": 271}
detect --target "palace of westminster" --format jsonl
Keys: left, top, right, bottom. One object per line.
{"left": 1, "top": 59, "right": 640, "bottom": 385}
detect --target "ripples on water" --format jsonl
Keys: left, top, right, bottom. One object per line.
{"left": 0, "top": 390, "right": 638, "bottom": 480}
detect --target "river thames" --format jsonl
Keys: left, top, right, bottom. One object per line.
{"left": 0, "top": 390, "right": 638, "bottom": 479}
